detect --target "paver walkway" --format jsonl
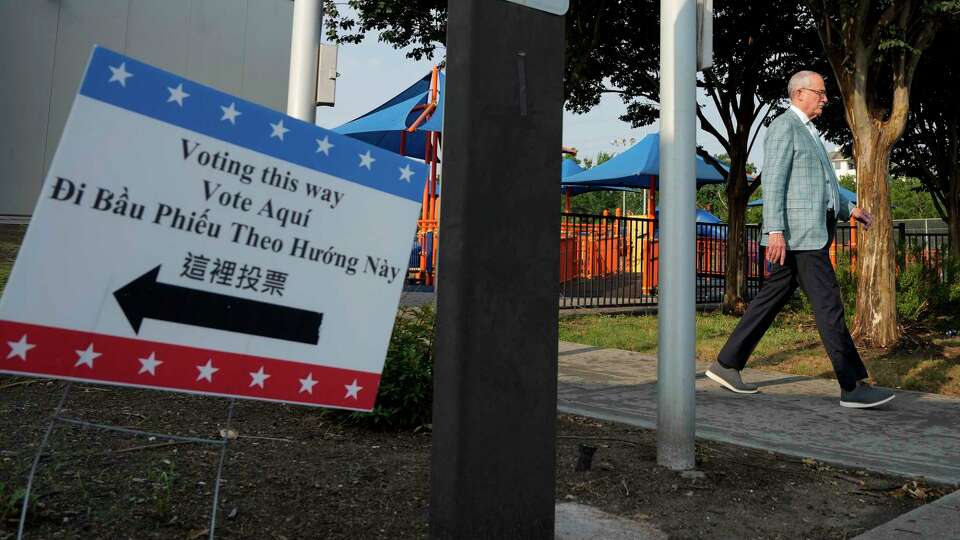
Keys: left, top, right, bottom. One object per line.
{"left": 556, "top": 341, "right": 960, "bottom": 539}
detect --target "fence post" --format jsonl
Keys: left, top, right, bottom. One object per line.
{"left": 758, "top": 244, "right": 766, "bottom": 287}
{"left": 849, "top": 216, "right": 858, "bottom": 270}
{"left": 897, "top": 223, "right": 906, "bottom": 270}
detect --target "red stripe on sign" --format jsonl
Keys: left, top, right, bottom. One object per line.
{"left": 0, "top": 320, "right": 380, "bottom": 411}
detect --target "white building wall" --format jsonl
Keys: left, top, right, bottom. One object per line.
{"left": 0, "top": 0, "right": 294, "bottom": 216}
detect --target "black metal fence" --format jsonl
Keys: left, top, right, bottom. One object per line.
{"left": 559, "top": 214, "right": 954, "bottom": 310}
{"left": 559, "top": 213, "right": 656, "bottom": 308}
{"left": 834, "top": 222, "right": 952, "bottom": 281}
{"left": 559, "top": 213, "right": 766, "bottom": 309}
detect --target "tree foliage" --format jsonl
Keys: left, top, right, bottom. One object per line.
{"left": 889, "top": 24, "right": 960, "bottom": 255}
{"left": 323, "top": 1, "right": 447, "bottom": 61}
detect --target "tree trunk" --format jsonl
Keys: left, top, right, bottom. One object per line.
{"left": 719, "top": 137, "right": 752, "bottom": 314}
{"left": 723, "top": 187, "right": 748, "bottom": 314}
{"left": 851, "top": 137, "right": 900, "bottom": 347}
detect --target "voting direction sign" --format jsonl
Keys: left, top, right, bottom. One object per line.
{"left": 0, "top": 47, "right": 427, "bottom": 411}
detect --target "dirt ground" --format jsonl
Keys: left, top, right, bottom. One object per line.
{"left": 0, "top": 378, "right": 951, "bottom": 539}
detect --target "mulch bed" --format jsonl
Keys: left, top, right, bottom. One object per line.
{"left": 0, "top": 378, "right": 950, "bottom": 539}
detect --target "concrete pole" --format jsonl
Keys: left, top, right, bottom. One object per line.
{"left": 657, "top": 0, "right": 697, "bottom": 470}
{"left": 286, "top": 0, "right": 322, "bottom": 122}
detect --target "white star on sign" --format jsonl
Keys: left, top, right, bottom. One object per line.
{"left": 220, "top": 102, "right": 242, "bottom": 124}
{"left": 74, "top": 343, "right": 101, "bottom": 369}
{"left": 299, "top": 372, "right": 318, "bottom": 394}
{"left": 196, "top": 359, "right": 219, "bottom": 382}
{"left": 167, "top": 83, "right": 190, "bottom": 107}
{"left": 399, "top": 165, "right": 415, "bottom": 183}
{"left": 270, "top": 119, "right": 289, "bottom": 141}
{"left": 249, "top": 366, "right": 271, "bottom": 389}
{"left": 315, "top": 136, "right": 334, "bottom": 155}
{"left": 108, "top": 62, "right": 133, "bottom": 87}
{"left": 344, "top": 379, "right": 363, "bottom": 400}
{"left": 6, "top": 334, "right": 35, "bottom": 361}
{"left": 138, "top": 352, "right": 163, "bottom": 376}
{"left": 358, "top": 151, "right": 376, "bottom": 170}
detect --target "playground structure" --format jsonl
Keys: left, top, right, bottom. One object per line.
{"left": 407, "top": 70, "right": 441, "bottom": 287}
{"left": 333, "top": 67, "right": 444, "bottom": 287}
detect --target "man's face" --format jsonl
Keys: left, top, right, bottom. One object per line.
{"left": 793, "top": 74, "right": 828, "bottom": 120}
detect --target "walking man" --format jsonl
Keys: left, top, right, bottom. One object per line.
{"left": 705, "top": 70, "right": 895, "bottom": 409}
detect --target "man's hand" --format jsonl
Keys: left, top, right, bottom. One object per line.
{"left": 767, "top": 232, "right": 786, "bottom": 265}
{"left": 851, "top": 207, "right": 873, "bottom": 228}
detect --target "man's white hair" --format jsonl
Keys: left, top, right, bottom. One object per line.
{"left": 787, "top": 71, "right": 821, "bottom": 98}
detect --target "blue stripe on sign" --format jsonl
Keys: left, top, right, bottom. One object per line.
{"left": 79, "top": 46, "right": 427, "bottom": 203}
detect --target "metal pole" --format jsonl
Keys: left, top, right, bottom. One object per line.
{"left": 432, "top": 1, "right": 564, "bottom": 537}
{"left": 286, "top": 0, "right": 322, "bottom": 122}
{"left": 657, "top": 0, "right": 697, "bottom": 470}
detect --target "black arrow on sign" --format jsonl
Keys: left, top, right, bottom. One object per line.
{"left": 114, "top": 266, "right": 322, "bottom": 345}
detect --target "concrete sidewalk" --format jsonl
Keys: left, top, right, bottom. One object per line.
{"left": 556, "top": 341, "right": 960, "bottom": 539}
{"left": 557, "top": 341, "right": 960, "bottom": 485}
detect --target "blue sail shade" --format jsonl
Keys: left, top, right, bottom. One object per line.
{"left": 653, "top": 207, "right": 727, "bottom": 239}
{"left": 562, "top": 158, "right": 585, "bottom": 179}
{"left": 562, "top": 133, "right": 728, "bottom": 190}
{"left": 332, "top": 71, "right": 445, "bottom": 159}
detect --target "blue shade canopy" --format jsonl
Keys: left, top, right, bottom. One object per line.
{"left": 654, "top": 207, "right": 727, "bottom": 239}
{"left": 561, "top": 184, "right": 641, "bottom": 196}
{"left": 562, "top": 133, "right": 728, "bottom": 190}
{"left": 748, "top": 185, "right": 857, "bottom": 207}
{"left": 332, "top": 71, "right": 445, "bottom": 159}
{"left": 562, "top": 158, "right": 585, "bottom": 178}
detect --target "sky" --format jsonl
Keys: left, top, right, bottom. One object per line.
{"left": 316, "top": 29, "right": 829, "bottom": 169}
{"left": 315, "top": 35, "right": 718, "bottom": 161}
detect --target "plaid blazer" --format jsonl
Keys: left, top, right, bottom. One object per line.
{"left": 761, "top": 110, "right": 855, "bottom": 250}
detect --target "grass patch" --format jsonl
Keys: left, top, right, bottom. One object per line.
{"left": 559, "top": 310, "right": 822, "bottom": 361}
{"left": 559, "top": 310, "right": 960, "bottom": 397}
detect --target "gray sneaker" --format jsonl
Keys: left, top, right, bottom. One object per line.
{"left": 840, "top": 381, "right": 895, "bottom": 408}
{"left": 705, "top": 361, "right": 759, "bottom": 394}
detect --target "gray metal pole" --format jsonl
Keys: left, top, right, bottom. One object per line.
{"left": 286, "top": 0, "right": 322, "bottom": 122}
{"left": 431, "top": 1, "right": 564, "bottom": 538}
{"left": 657, "top": 0, "right": 698, "bottom": 470}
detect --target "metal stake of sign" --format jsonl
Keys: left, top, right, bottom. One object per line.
{"left": 15, "top": 386, "right": 235, "bottom": 540}
{"left": 17, "top": 383, "right": 72, "bottom": 540}
{"left": 208, "top": 399, "right": 237, "bottom": 539}
{"left": 657, "top": 0, "right": 698, "bottom": 471}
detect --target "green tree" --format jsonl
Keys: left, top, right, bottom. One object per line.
{"left": 890, "top": 25, "right": 960, "bottom": 257}
{"left": 889, "top": 178, "right": 941, "bottom": 220}
{"left": 805, "top": 0, "right": 959, "bottom": 346}
{"left": 704, "top": 154, "right": 763, "bottom": 223}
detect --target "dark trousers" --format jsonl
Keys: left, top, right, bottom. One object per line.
{"left": 717, "top": 216, "right": 867, "bottom": 391}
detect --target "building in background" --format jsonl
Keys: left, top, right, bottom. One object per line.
{"left": 0, "top": 0, "right": 295, "bottom": 220}
{"left": 829, "top": 150, "right": 857, "bottom": 182}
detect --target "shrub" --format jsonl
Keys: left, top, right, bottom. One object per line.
{"left": 896, "top": 251, "right": 959, "bottom": 323}
{"left": 342, "top": 305, "right": 435, "bottom": 430}
{"left": 834, "top": 253, "right": 857, "bottom": 324}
